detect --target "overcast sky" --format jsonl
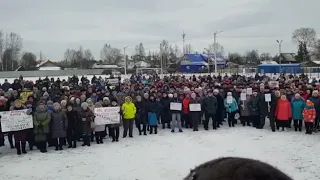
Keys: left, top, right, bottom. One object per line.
{"left": 1, "top": 0, "right": 319, "bottom": 61}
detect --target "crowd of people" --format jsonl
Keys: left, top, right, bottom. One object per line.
{"left": 0, "top": 73, "right": 319, "bottom": 156}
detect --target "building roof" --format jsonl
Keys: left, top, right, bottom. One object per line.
{"left": 260, "top": 60, "right": 278, "bottom": 64}
{"left": 184, "top": 54, "right": 206, "bottom": 62}
{"left": 91, "top": 63, "right": 119, "bottom": 69}
{"left": 279, "top": 53, "right": 297, "bottom": 62}
{"left": 36, "top": 60, "right": 60, "bottom": 68}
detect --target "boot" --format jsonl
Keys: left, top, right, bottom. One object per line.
{"left": 59, "top": 143, "right": 63, "bottom": 150}
{"left": 16, "top": 143, "right": 21, "bottom": 155}
{"left": 40, "top": 142, "right": 47, "bottom": 153}
{"left": 21, "top": 142, "right": 27, "bottom": 154}
{"left": 155, "top": 127, "right": 158, "bottom": 134}
{"left": 162, "top": 124, "right": 165, "bottom": 129}
{"left": 55, "top": 145, "right": 59, "bottom": 151}
{"left": 87, "top": 136, "right": 91, "bottom": 146}
{"left": 72, "top": 141, "right": 77, "bottom": 148}
{"left": 150, "top": 127, "right": 153, "bottom": 134}
{"left": 82, "top": 136, "right": 87, "bottom": 146}
{"left": 67, "top": 141, "right": 72, "bottom": 148}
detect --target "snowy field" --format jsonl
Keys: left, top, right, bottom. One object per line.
{"left": 0, "top": 72, "right": 320, "bottom": 84}
{"left": 1, "top": 124, "right": 320, "bottom": 180}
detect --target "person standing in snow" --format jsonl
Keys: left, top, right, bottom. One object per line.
{"left": 33, "top": 101, "right": 51, "bottom": 153}
{"left": 109, "top": 99, "right": 121, "bottom": 142}
{"left": 121, "top": 96, "right": 136, "bottom": 138}
{"left": 291, "top": 93, "right": 305, "bottom": 132}
{"left": 51, "top": 102, "right": 68, "bottom": 150}
{"left": 170, "top": 93, "right": 183, "bottom": 133}
{"left": 80, "top": 102, "right": 94, "bottom": 146}
{"left": 10, "top": 99, "right": 29, "bottom": 155}
{"left": 303, "top": 100, "right": 316, "bottom": 135}
{"left": 189, "top": 92, "right": 201, "bottom": 131}
{"left": 224, "top": 92, "right": 238, "bottom": 127}
{"left": 202, "top": 90, "right": 218, "bottom": 130}
{"left": 94, "top": 102, "right": 104, "bottom": 144}
{"left": 275, "top": 95, "right": 292, "bottom": 131}
{"left": 66, "top": 103, "right": 79, "bottom": 148}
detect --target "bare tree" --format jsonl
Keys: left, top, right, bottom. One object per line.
{"left": 100, "top": 43, "right": 122, "bottom": 64}
{"left": 292, "top": 28, "right": 317, "bottom": 48}
{"left": 244, "top": 50, "right": 260, "bottom": 65}
{"left": 184, "top": 44, "right": 193, "bottom": 54}
{"left": 133, "top": 42, "right": 146, "bottom": 63}
{"left": 207, "top": 43, "right": 224, "bottom": 55}
{"left": 160, "top": 40, "right": 170, "bottom": 68}
{"left": 260, "top": 52, "right": 271, "bottom": 61}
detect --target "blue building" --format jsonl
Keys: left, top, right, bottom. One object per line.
{"left": 257, "top": 64, "right": 302, "bottom": 74}
{"left": 180, "top": 54, "right": 208, "bottom": 73}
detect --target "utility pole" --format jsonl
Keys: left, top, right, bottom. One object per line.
{"left": 123, "top": 45, "right": 129, "bottom": 75}
{"left": 204, "top": 48, "right": 210, "bottom": 73}
{"left": 160, "top": 43, "right": 163, "bottom": 75}
{"left": 182, "top": 31, "right": 186, "bottom": 55}
{"left": 214, "top": 30, "right": 223, "bottom": 75}
{"left": 276, "top": 40, "right": 283, "bottom": 74}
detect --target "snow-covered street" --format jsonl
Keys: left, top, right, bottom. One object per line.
{"left": 1, "top": 125, "right": 320, "bottom": 180}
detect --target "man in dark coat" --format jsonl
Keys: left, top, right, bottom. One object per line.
{"left": 214, "top": 89, "right": 225, "bottom": 127}
{"left": 202, "top": 90, "right": 218, "bottom": 130}
{"left": 257, "top": 86, "right": 276, "bottom": 132}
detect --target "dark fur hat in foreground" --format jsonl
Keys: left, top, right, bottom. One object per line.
{"left": 184, "top": 157, "right": 293, "bottom": 180}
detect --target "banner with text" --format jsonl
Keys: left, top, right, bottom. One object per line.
{"left": 0, "top": 110, "right": 33, "bottom": 132}
{"left": 94, "top": 107, "right": 121, "bottom": 125}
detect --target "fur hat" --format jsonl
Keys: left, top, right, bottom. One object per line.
{"left": 81, "top": 102, "right": 89, "bottom": 109}
{"left": 53, "top": 102, "right": 61, "bottom": 109}
{"left": 168, "top": 94, "right": 173, "bottom": 98}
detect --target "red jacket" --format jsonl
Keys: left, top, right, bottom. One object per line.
{"left": 275, "top": 99, "right": 292, "bottom": 121}
{"left": 182, "top": 98, "right": 190, "bottom": 114}
{"left": 303, "top": 108, "right": 316, "bottom": 123}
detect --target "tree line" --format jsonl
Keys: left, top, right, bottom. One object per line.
{"left": 0, "top": 27, "right": 319, "bottom": 71}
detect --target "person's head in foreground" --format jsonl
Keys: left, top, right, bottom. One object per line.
{"left": 184, "top": 157, "right": 293, "bottom": 180}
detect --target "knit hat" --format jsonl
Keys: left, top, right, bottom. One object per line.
{"left": 168, "top": 94, "right": 173, "bottom": 98}
{"left": 81, "top": 102, "right": 89, "bottom": 109}
{"left": 43, "top": 92, "right": 49, "bottom": 97}
{"left": 46, "top": 100, "right": 53, "bottom": 106}
{"left": 306, "top": 100, "right": 314, "bottom": 107}
{"left": 53, "top": 102, "right": 61, "bottom": 109}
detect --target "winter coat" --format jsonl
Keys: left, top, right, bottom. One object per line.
{"left": 160, "top": 97, "right": 171, "bottom": 123}
{"left": 66, "top": 110, "right": 79, "bottom": 132}
{"left": 202, "top": 96, "right": 218, "bottom": 114}
{"left": 258, "top": 92, "right": 277, "bottom": 116}
{"left": 248, "top": 96, "right": 259, "bottom": 116}
{"left": 1, "top": 82, "right": 11, "bottom": 92}
{"left": 238, "top": 96, "right": 251, "bottom": 117}
{"left": 121, "top": 102, "right": 136, "bottom": 119}
{"left": 135, "top": 101, "right": 146, "bottom": 124}
{"left": 51, "top": 110, "right": 68, "bottom": 138}
{"left": 303, "top": 107, "right": 316, "bottom": 123}
{"left": 291, "top": 98, "right": 305, "bottom": 120}
{"left": 79, "top": 108, "right": 94, "bottom": 134}
{"left": 148, "top": 112, "right": 158, "bottom": 126}
{"left": 224, "top": 97, "right": 238, "bottom": 113}
{"left": 182, "top": 98, "right": 190, "bottom": 114}
{"left": 33, "top": 107, "right": 51, "bottom": 142}
{"left": 109, "top": 105, "right": 122, "bottom": 128}
{"left": 308, "top": 96, "right": 320, "bottom": 115}
{"left": 275, "top": 99, "right": 291, "bottom": 121}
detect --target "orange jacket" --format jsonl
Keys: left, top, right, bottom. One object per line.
{"left": 275, "top": 99, "right": 292, "bottom": 121}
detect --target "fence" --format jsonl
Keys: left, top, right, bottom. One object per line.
{"left": 0, "top": 69, "right": 106, "bottom": 79}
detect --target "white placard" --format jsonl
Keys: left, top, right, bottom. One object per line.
{"left": 246, "top": 88, "right": 252, "bottom": 95}
{"left": 94, "top": 107, "right": 121, "bottom": 125}
{"left": 240, "top": 93, "right": 247, "bottom": 101}
{"left": 227, "top": 96, "right": 233, "bottom": 104}
{"left": 0, "top": 110, "right": 33, "bottom": 132}
{"left": 170, "top": 102, "right": 182, "bottom": 111}
{"left": 189, "top": 104, "right": 201, "bottom": 111}
{"left": 107, "top": 78, "right": 119, "bottom": 85}
{"left": 265, "top": 94, "right": 271, "bottom": 102}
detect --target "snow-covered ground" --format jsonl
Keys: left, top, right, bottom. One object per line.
{"left": 1, "top": 124, "right": 320, "bottom": 180}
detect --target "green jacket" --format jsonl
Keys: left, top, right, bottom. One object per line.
{"left": 33, "top": 108, "right": 51, "bottom": 134}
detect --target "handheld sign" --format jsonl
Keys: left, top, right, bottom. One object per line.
{"left": 189, "top": 104, "right": 201, "bottom": 111}
{"left": 170, "top": 102, "right": 182, "bottom": 111}
{"left": 240, "top": 93, "right": 246, "bottom": 101}
{"left": 246, "top": 88, "right": 253, "bottom": 95}
{"left": 265, "top": 94, "right": 271, "bottom": 112}
{"left": 227, "top": 96, "right": 232, "bottom": 104}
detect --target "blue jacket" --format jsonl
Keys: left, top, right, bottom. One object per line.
{"left": 224, "top": 97, "right": 238, "bottom": 113}
{"left": 148, "top": 112, "right": 158, "bottom": 126}
{"left": 291, "top": 98, "right": 305, "bottom": 120}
